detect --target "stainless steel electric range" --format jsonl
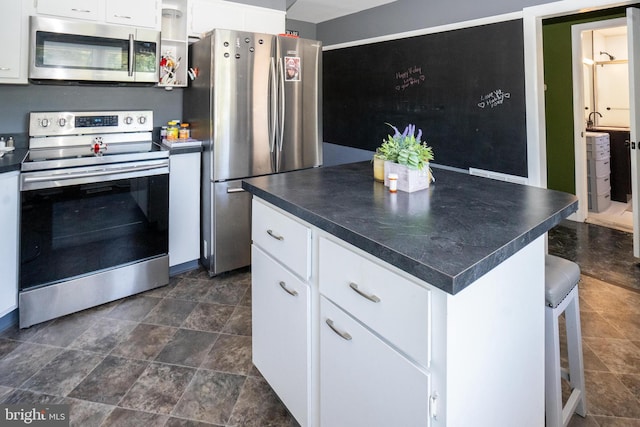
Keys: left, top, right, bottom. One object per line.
{"left": 19, "top": 110, "right": 170, "bottom": 328}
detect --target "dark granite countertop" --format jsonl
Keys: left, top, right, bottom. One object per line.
{"left": 242, "top": 161, "right": 578, "bottom": 295}
{"left": 0, "top": 148, "right": 28, "bottom": 174}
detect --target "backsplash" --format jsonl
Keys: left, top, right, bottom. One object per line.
{"left": 0, "top": 84, "right": 183, "bottom": 135}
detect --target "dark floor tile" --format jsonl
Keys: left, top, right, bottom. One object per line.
{"left": 549, "top": 221, "right": 640, "bottom": 292}
{"left": 105, "top": 295, "right": 162, "bottom": 321}
{"left": 239, "top": 286, "right": 252, "bottom": 307}
{"left": 601, "top": 308, "right": 640, "bottom": 342}
{"left": 584, "top": 370, "right": 640, "bottom": 418}
{"left": 592, "top": 415, "right": 640, "bottom": 426}
{"left": 584, "top": 337, "right": 640, "bottom": 374}
{"left": 100, "top": 407, "right": 168, "bottom": 426}
{"left": 580, "top": 310, "right": 626, "bottom": 340}
{"left": 582, "top": 342, "right": 610, "bottom": 372}
{"left": 222, "top": 305, "right": 252, "bottom": 336}
{"left": 119, "top": 362, "right": 196, "bottom": 414}
{"left": 172, "top": 370, "right": 245, "bottom": 425}
{"left": 110, "top": 323, "right": 177, "bottom": 361}
{"left": 142, "top": 298, "right": 198, "bottom": 327}
{"left": 0, "top": 338, "right": 20, "bottom": 360}
{"left": 68, "top": 355, "right": 148, "bottom": 405}
{"left": 80, "top": 299, "right": 121, "bottom": 318}
{"left": 0, "top": 342, "right": 61, "bottom": 387}
{"left": 169, "top": 278, "right": 214, "bottom": 302}
{"left": 155, "top": 329, "right": 218, "bottom": 368}
{"left": 141, "top": 281, "right": 177, "bottom": 298}
{"left": 29, "top": 311, "right": 97, "bottom": 347}
{"left": 0, "top": 321, "right": 51, "bottom": 342}
{"left": 616, "top": 373, "right": 640, "bottom": 398}
{"left": 567, "top": 414, "right": 600, "bottom": 426}
{"left": 1, "top": 388, "right": 65, "bottom": 404}
{"left": 69, "top": 318, "right": 138, "bottom": 354}
{"left": 20, "top": 349, "right": 104, "bottom": 396}
{"left": 579, "top": 276, "right": 640, "bottom": 316}
{"left": 65, "top": 397, "right": 114, "bottom": 427}
{"left": 204, "top": 272, "right": 250, "bottom": 305}
{"left": 181, "top": 302, "right": 235, "bottom": 333}
{"left": 165, "top": 417, "right": 221, "bottom": 426}
{"left": 228, "top": 376, "right": 300, "bottom": 427}
{"left": 201, "top": 334, "right": 252, "bottom": 375}
{"left": 0, "top": 386, "right": 12, "bottom": 401}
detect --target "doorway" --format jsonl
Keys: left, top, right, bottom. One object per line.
{"left": 572, "top": 19, "right": 633, "bottom": 233}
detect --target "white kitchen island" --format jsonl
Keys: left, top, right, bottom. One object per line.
{"left": 242, "top": 161, "right": 578, "bottom": 427}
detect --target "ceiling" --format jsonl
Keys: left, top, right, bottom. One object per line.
{"left": 286, "top": 0, "right": 396, "bottom": 24}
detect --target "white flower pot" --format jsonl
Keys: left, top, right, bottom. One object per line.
{"left": 383, "top": 161, "right": 431, "bottom": 192}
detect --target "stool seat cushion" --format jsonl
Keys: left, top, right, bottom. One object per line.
{"left": 545, "top": 255, "right": 580, "bottom": 308}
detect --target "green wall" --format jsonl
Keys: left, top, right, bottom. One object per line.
{"left": 543, "top": 9, "right": 626, "bottom": 194}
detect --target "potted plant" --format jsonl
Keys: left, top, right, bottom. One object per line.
{"left": 377, "top": 123, "right": 435, "bottom": 192}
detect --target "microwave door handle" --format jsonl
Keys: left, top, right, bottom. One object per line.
{"left": 128, "top": 34, "right": 135, "bottom": 77}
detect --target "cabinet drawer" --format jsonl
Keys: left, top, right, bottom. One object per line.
{"left": 319, "top": 237, "right": 431, "bottom": 368}
{"left": 320, "top": 297, "right": 430, "bottom": 427}
{"left": 252, "top": 245, "right": 309, "bottom": 426}
{"left": 252, "top": 199, "right": 311, "bottom": 280}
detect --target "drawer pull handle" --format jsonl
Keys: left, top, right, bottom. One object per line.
{"left": 279, "top": 281, "right": 298, "bottom": 296}
{"left": 71, "top": 8, "right": 92, "bottom": 12}
{"left": 349, "top": 282, "right": 381, "bottom": 303}
{"left": 267, "top": 229, "right": 284, "bottom": 241}
{"left": 326, "top": 318, "right": 352, "bottom": 341}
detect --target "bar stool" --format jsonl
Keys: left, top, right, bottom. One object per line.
{"left": 545, "top": 255, "right": 587, "bottom": 427}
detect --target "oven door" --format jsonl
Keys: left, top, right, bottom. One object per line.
{"left": 29, "top": 16, "right": 159, "bottom": 83}
{"left": 19, "top": 160, "right": 169, "bottom": 292}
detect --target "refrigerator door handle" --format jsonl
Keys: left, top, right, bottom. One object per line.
{"left": 269, "top": 57, "right": 277, "bottom": 154}
{"left": 277, "top": 57, "right": 286, "bottom": 154}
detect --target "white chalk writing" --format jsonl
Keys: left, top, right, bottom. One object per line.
{"left": 478, "top": 89, "right": 511, "bottom": 109}
{"left": 395, "top": 66, "right": 426, "bottom": 91}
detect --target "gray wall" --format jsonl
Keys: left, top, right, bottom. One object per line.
{"left": 317, "top": 0, "right": 552, "bottom": 45}
{"left": 0, "top": 85, "right": 182, "bottom": 140}
{"left": 285, "top": 19, "right": 317, "bottom": 40}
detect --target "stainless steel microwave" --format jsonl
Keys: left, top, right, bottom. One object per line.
{"left": 29, "top": 16, "right": 160, "bottom": 84}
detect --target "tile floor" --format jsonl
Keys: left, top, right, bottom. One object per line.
{"left": 0, "top": 220, "right": 638, "bottom": 426}
{"left": 0, "top": 268, "right": 299, "bottom": 427}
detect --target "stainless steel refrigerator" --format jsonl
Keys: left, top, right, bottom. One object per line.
{"left": 183, "top": 29, "right": 322, "bottom": 276}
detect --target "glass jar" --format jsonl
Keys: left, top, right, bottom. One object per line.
{"left": 166, "top": 121, "right": 179, "bottom": 141}
{"left": 179, "top": 123, "right": 190, "bottom": 139}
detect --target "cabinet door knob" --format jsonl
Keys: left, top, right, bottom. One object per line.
{"left": 267, "top": 229, "right": 284, "bottom": 241}
{"left": 278, "top": 281, "right": 298, "bottom": 297}
{"left": 349, "top": 282, "right": 381, "bottom": 303}
{"left": 325, "top": 318, "right": 352, "bottom": 341}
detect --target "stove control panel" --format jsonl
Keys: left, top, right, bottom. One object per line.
{"left": 29, "top": 110, "right": 154, "bottom": 137}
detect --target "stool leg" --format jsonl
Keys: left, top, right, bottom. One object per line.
{"left": 564, "top": 287, "right": 587, "bottom": 418}
{"left": 545, "top": 304, "right": 563, "bottom": 427}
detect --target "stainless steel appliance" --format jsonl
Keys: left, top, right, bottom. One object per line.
{"left": 19, "top": 110, "right": 169, "bottom": 328}
{"left": 184, "top": 29, "right": 322, "bottom": 276}
{"left": 29, "top": 16, "right": 160, "bottom": 84}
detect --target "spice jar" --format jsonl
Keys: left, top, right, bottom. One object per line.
{"left": 179, "top": 123, "right": 190, "bottom": 139}
{"left": 388, "top": 173, "right": 398, "bottom": 193}
{"left": 166, "top": 121, "right": 179, "bottom": 141}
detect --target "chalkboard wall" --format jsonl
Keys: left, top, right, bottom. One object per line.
{"left": 323, "top": 18, "right": 527, "bottom": 177}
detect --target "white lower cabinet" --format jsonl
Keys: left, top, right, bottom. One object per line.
{"left": 252, "top": 245, "right": 310, "bottom": 426}
{"left": 320, "top": 296, "right": 430, "bottom": 427}
{"left": 0, "top": 172, "right": 19, "bottom": 317}
{"left": 168, "top": 150, "right": 200, "bottom": 267}
{"left": 250, "top": 197, "right": 545, "bottom": 427}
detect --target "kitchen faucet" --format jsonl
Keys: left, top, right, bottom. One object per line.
{"left": 587, "top": 111, "right": 602, "bottom": 129}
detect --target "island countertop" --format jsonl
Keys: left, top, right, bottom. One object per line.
{"left": 242, "top": 161, "right": 578, "bottom": 295}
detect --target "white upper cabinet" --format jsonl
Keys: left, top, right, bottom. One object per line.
{"left": 0, "top": 0, "right": 28, "bottom": 83}
{"left": 106, "top": 0, "right": 161, "bottom": 29}
{"left": 36, "top": 0, "right": 101, "bottom": 21}
{"left": 35, "top": 0, "right": 161, "bottom": 29}
{"left": 189, "top": 0, "right": 284, "bottom": 38}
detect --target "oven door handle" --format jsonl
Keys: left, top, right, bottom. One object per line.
{"left": 23, "top": 163, "right": 166, "bottom": 184}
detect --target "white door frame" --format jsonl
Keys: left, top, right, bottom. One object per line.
{"left": 523, "top": 0, "right": 634, "bottom": 190}
{"left": 571, "top": 18, "right": 627, "bottom": 223}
